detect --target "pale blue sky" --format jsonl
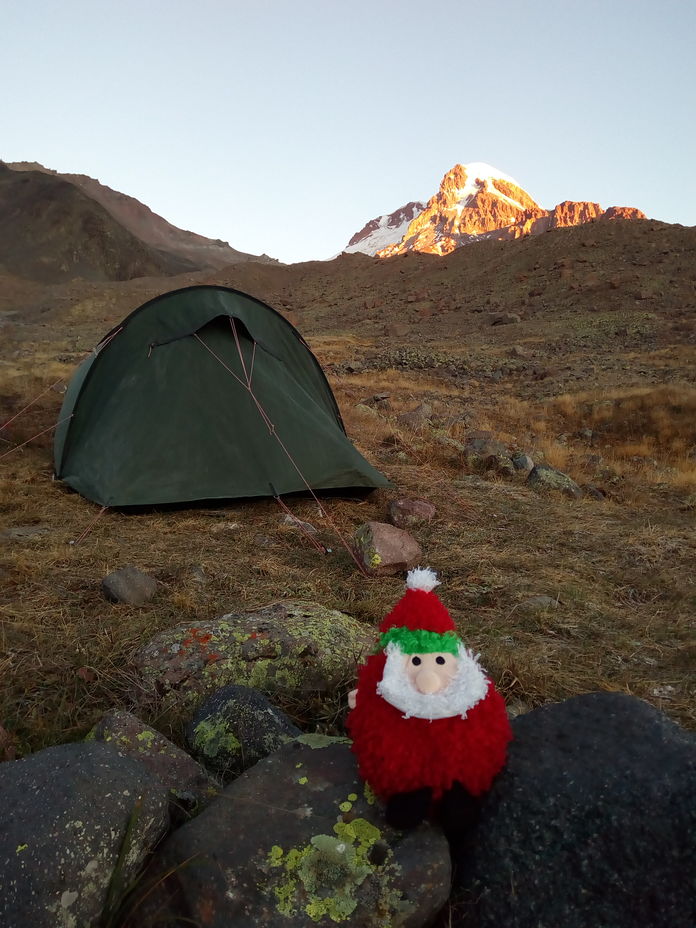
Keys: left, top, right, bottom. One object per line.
{"left": 3, "top": 0, "right": 695, "bottom": 264}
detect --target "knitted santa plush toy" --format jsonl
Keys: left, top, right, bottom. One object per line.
{"left": 346, "top": 567, "right": 512, "bottom": 830}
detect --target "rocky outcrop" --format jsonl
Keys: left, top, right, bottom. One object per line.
{"left": 130, "top": 738, "right": 451, "bottom": 927}
{"left": 2, "top": 693, "right": 694, "bottom": 926}
{"left": 0, "top": 743, "right": 169, "bottom": 928}
{"left": 603, "top": 205, "right": 648, "bottom": 221}
{"left": 450, "top": 693, "right": 696, "bottom": 928}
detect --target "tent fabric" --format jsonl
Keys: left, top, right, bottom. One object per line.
{"left": 54, "top": 285, "right": 391, "bottom": 507}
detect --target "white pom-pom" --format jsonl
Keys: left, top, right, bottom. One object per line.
{"left": 406, "top": 566, "right": 440, "bottom": 593}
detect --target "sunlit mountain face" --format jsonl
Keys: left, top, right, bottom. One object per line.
{"left": 345, "top": 162, "right": 646, "bottom": 258}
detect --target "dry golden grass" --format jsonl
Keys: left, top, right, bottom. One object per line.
{"left": 1, "top": 336, "right": 695, "bottom": 761}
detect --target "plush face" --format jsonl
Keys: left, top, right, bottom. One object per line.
{"left": 404, "top": 651, "right": 459, "bottom": 694}
{"left": 376, "top": 642, "right": 489, "bottom": 721}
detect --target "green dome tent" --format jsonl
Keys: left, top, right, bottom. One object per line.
{"left": 53, "top": 285, "right": 391, "bottom": 507}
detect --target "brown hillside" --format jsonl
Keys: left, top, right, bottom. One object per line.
{"left": 0, "top": 163, "right": 196, "bottom": 283}
{"left": 0, "top": 217, "right": 694, "bottom": 758}
{"left": 6, "top": 161, "right": 279, "bottom": 270}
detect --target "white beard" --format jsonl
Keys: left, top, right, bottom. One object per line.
{"left": 376, "top": 642, "right": 489, "bottom": 720}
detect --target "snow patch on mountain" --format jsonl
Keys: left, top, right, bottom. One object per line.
{"left": 344, "top": 201, "right": 425, "bottom": 257}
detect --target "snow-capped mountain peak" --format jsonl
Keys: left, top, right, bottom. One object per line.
{"left": 344, "top": 161, "right": 646, "bottom": 258}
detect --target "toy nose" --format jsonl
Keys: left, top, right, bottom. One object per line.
{"left": 415, "top": 668, "right": 442, "bottom": 694}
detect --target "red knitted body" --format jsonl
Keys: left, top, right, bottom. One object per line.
{"left": 347, "top": 651, "right": 512, "bottom": 800}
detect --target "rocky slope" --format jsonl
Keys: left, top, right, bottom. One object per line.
{"left": 0, "top": 162, "right": 194, "bottom": 283}
{"left": 5, "top": 161, "right": 278, "bottom": 272}
{"left": 346, "top": 162, "right": 647, "bottom": 257}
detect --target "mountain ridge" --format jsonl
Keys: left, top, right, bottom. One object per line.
{"left": 346, "top": 162, "right": 647, "bottom": 257}
{"left": 5, "top": 161, "right": 279, "bottom": 274}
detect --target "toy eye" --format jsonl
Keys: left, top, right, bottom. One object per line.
{"left": 436, "top": 656, "right": 446, "bottom": 665}
{"left": 411, "top": 656, "right": 422, "bottom": 666}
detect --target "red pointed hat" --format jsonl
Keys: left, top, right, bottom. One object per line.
{"left": 378, "top": 568, "right": 460, "bottom": 655}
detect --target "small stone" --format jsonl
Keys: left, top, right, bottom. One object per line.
{"left": 1, "top": 524, "right": 51, "bottom": 541}
{"left": 282, "top": 514, "right": 318, "bottom": 535}
{"left": 520, "top": 595, "right": 560, "bottom": 612}
{"left": 581, "top": 484, "right": 606, "bottom": 500}
{"left": 483, "top": 453, "right": 516, "bottom": 477}
{"left": 511, "top": 451, "right": 535, "bottom": 472}
{"left": 507, "top": 345, "right": 529, "bottom": 358}
{"left": 397, "top": 403, "right": 433, "bottom": 430}
{"left": 489, "top": 312, "right": 521, "bottom": 325}
{"left": 526, "top": 464, "right": 582, "bottom": 499}
{"left": 210, "top": 521, "right": 241, "bottom": 534}
{"left": 387, "top": 498, "right": 437, "bottom": 529}
{"left": 354, "top": 521, "right": 422, "bottom": 576}
{"left": 101, "top": 566, "right": 157, "bottom": 605}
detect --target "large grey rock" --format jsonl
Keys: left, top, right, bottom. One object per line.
{"left": 101, "top": 566, "right": 157, "bottom": 605}
{"left": 132, "top": 738, "right": 451, "bottom": 927}
{"left": 134, "top": 601, "right": 374, "bottom": 720}
{"left": 450, "top": 693, "right": 696, "bottom": 928}
{"left": 89, "top": 710, "right": 219, "bottom": 818}
{"left": 185, "top": 685, "right": 301, "bottom": 780}
{"left": 526, "top": 462, "right": 582, "bottom": 499}
{"left": 354, "top": 521, "right": 422, "bottom": 576}
{"left": 0, "top": 742, "right": 169, "bottom": 928}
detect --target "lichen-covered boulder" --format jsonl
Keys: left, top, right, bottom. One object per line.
{"left": 130, "top": 737, "right": 451, "bottom": 927}
{"left": 185, "top": 685, "right": 301, "bottom": 780}
{"left": 450, "top": 693, "right": 696, "bottom": 928}
{"left": 0, "top": 742, "right": 169, "bottom": 928}
{"left": 354, "top": 521, "right": 422, "bottom": 576}
{"left": 89, "top": 710, "right": 219, "bottom": 818}
{"left": 526, "top": 463, "right": 582, "bottom": 499}
{"left": 134, "top": 601, "right": 374, "bottom": 719}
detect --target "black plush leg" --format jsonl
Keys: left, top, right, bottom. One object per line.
{"left": 385, "top": 787, "right": 433, "bottom": 829}
{"left": 437, "top": 781, "right": 482, "bottom": 837}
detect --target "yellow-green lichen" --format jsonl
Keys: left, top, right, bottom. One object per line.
{"left": 339, "top": 801, "right": 352, "bottom": 813}
{"left": 136, "top": 730, "right": 156, "bottom": 747}
{"left": 264, "top": 810, "right": 400, "bottom": 924}
{"left": 295, "top": 733, "right": 350, "bottom": 749}
{"left": 298, "top": 776, "right": 309, "bottom": 785}
{"left": 16, "top": 844, "right": 28, "bottom": 853}
{"left": 192, "top": 718, "right": 241, "bottom": 761}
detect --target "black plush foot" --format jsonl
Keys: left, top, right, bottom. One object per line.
{"left": 437, "top": 781, "right": 482, "bottom": 837}
{"left": 385, "top": 787, "right": 433, "bottom": 829}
